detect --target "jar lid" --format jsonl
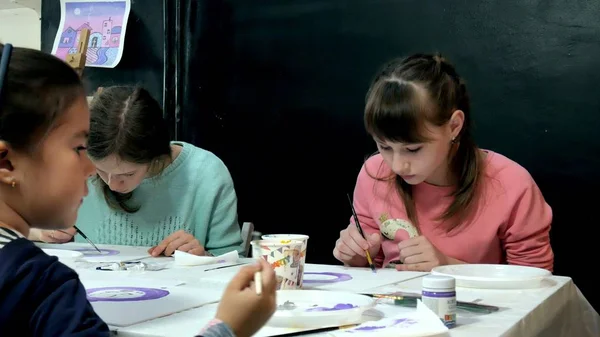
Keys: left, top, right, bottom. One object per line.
{"left": 422, "top": 275, "right": 455, "bottom": 289}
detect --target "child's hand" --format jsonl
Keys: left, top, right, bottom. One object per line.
{"left": 396, "top": 235, "right": 450, "bottom": 272}
{"left": 149, "top": 230, "right": 205, "bottom": 256}
{"left": 34, "top": 228, "right": 76, "bottom": 243}
{"left": 216, "top": 259, "right": 277, "bottom": 337}
{"left": 333, "top": 223, "right": 381, "bottom": 267}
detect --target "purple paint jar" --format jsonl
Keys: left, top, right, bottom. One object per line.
{"left": 421, "top": 275, "right": 456, "bottom": 328}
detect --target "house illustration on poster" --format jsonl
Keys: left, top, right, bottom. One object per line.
{"left": 51, "top": 0, "right": 131, "bottom": 68}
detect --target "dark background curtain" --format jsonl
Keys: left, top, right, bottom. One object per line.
{"left": 42, "top": 0, "right": 600, "bottom": 310}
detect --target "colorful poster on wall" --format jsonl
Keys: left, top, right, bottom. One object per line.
{"left": 51, "top": 0, "right": 131, "bottom": 68}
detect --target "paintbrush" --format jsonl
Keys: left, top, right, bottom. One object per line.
{"left": 204, "top": 262, "right": 248, "bottom": 272}
{"left": 64, "top": 226, "right": 101, "bottom": 253}
{"left": 255, "top": 271, "right": 262, "bottom": 295}
{"left": 346, "top": 193, "right": 376, "bottom": 273}
{"left": 366, "top": 293, "right": 499, "bottom": 314}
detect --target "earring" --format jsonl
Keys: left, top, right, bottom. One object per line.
{"left": 11, "top": 180, "right": 16, "bottom": 188}
{"left": 451, "top": 137, "right": 456, "bottom": 144}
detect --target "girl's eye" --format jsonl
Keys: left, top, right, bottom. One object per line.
{"left": 406, "top": 147, "right": 422, "bottom": 153}
{"left": 377, "top": 144, "right": 391, "bottom": 151}
{"left": 75, "top": 146, "right": 87, "bottom": 154}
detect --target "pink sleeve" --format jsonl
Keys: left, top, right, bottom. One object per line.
{"left": 350, "top": 164, "right": 385, "bottom": 267}
{"left": 500, "top": 180, "right": 554, "bottom": 272}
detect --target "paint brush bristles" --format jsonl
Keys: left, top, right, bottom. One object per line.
{"left": 346, "top": 193, "right": 377, "bottom": 273}
{"left": 74, "top": 226, "right": 101, "bottom": 253}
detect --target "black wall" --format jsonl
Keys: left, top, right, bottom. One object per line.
{"left": 181, "top": 0, "right": 600, "bottom": 309}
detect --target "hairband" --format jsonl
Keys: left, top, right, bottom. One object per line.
{"left": 0, "top": 43, "right": 13, "bottom": 109}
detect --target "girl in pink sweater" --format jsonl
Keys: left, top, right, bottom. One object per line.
{"left": 333, "top": 53, "right": 553, "bottom": 272}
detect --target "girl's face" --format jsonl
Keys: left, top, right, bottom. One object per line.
{"left": 375, "top": 111, "right": 464, "bottom": 186}
{"left": 2, "top": 96, "right": 96, "bottom": 229}
{"left": 93, "top": 156, "right": 148, "bottom": 194}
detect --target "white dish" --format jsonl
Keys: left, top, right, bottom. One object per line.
{"left": 42, "top": 248, "right": 84, "bottom": 260}
{"left": 431, "top": 264, "right": 551, "bottom": 289}
{"left": 267, "top": 290, "right": 375, "bottom": 329}
{"left": 42, "top": 248, "right": 83, "bottom": 269}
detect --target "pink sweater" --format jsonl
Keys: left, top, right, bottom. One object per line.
{"left": 351, "top": 150, "right": 554, "bottom": 272}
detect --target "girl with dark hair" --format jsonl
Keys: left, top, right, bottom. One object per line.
{"left": 0, "top": 44, "right": 276, "bottom": 337}
{"left": 0, "top": 42, "right": 107, "bottom": 335}
{"left": 334, "top": 53, "right": 554, "bottom": 272}
{"left": 32, "top": 86, "right": 242, "bottom": 257}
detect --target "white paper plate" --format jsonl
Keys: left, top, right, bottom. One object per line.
{"left": 267, "top": 290, "right": 376, "bottom": 329}
{"left": 42, "top": 248, "right": 84, "bottom": 259}
{"left": 431, "top": 264, "right": 551, "bottom": 289}
{"left": 42, "top": 248, "right": 83, "bottom": 269}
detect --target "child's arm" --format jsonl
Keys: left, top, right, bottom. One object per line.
{"left": 500, "top": 180, "right": 554, "bottom": 272}
{"left": 197, "top": 166, "right": 243, "bottom": 257}
{"left": 196, "top": 319, "right": 235, "bottom": 337}
{"left": 196, "top": 160, "right": 242, "bottom": 255}
{"left": 198, "top": 260, "right": 276, "bottom": 337}
{"left": 23, "top": 249, "right": 110, "bottom": 336}
{"left": 352, "top": 163, "right": 385, "bottom": 266}
{"left": 31, "top": 277, "right": 109, "bottom": 336}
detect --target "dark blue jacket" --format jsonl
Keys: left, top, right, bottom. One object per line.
{"left": 0, "top": 238, "right": 109, "bottom": 336}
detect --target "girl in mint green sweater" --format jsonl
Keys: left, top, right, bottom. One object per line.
{"left": 32, "top": 86, "right": 242, "bottom": 257}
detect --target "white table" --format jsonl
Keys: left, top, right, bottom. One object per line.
{"left": 108, "top": 265, "right": 599, "bottom": 337}
{"left": 41, "top": 243, "right": 600, "bottom": 337}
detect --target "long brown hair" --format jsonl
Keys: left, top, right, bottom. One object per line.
{"left": 88, "top": 86, "right": 172, "bottom": 213}
{"left": 364, "top": 53, "right": 483, "bottom": 232}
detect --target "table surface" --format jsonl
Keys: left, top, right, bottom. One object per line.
{"left": 40, "top": 242, "right": 600, "bottom": 337}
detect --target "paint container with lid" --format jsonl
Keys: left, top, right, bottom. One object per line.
{"left": 421, "top": 274, "right": 457, "bottom": 328}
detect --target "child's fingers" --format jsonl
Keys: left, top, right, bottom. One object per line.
{"left": 259, "top": 260, "right": 277, "bottom": 294}
{"left": 164, "top": 237, "right": 188, "bottom": 256}
{"left": 341, "top": 228, "right": 367, "bottom": 257}
{"left": 186, "top": 246, "right": 206, "bottom": 256}
{"left": 151, "top": 231, "right": 182, "bottom": 256}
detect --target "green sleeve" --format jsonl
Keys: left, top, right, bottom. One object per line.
{"left": 197, "top": 165, "right": 243, "bottom": 256}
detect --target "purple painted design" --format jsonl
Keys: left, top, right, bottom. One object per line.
{"left": 303, "top": 272, "right": 353, "bottom": 284}
{"left": 75, "top": 248, "right": 120, "bottom": 256}
{"left": 305, "top": 303, "right": 357, "bottom": 312}
{"left": 422, "top": 290, "right": 456, "bottom": 298}
{"left": 345, "top": 318, "right": 418, "bottom": 333}
{"left": 86, "top": 287, "right": 169, "bottom": 302}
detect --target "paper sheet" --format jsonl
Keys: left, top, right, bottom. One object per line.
{"left": 79, "top": 275, "right": 219, "bottom": 327}
{"left": 302, "top": 264, "right": 428, "bottom": 292}
{"left": 330, "top": 300, "right": 448, "bottom": 337}
{"left": 50, "top": 0, "right": 131, "bottom": 68}
{"left": 36, "top": 242, "right": 154, "bottom": 263}
{"left": 174, "top": 250, "right": 239, "bottom": 266}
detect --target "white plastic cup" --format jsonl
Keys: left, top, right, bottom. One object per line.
{"left": 262, "top": 234, "right": 309, "bottom": 288}
{"left": 251, "top": 239, "right": 303, "bottom": 290}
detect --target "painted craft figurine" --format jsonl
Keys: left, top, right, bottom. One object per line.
{"left": 380, "top": 218, "right": 419, "bottom": 241}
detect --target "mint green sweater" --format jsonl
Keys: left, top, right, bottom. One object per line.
{"left": 74, "top": 142, "right": 242, "bottom": 256}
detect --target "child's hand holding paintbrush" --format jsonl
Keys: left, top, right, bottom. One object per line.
{"left": 332, "top": 194, "right": 382, "bottom": 272}
{"left": 214, "top": 259, "right": 277, "bottom": 337}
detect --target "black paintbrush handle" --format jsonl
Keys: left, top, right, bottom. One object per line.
{"left": 346, "top": 193, "right": 366, "bottom": 239}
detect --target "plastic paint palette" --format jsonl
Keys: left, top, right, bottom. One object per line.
{"left": 268, "top": 290, "right": 375, "bottom": 329}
